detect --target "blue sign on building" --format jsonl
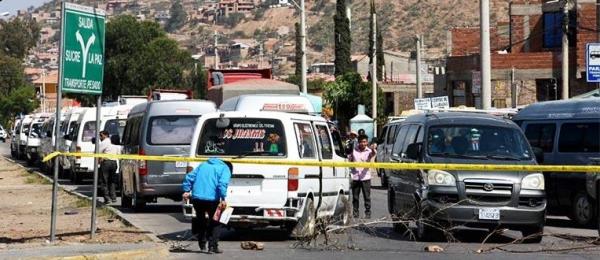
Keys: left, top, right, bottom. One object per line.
{"left": 586, "top": 43, "right": 600, "bottom": 82}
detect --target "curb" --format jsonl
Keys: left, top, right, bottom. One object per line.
{"left": 28, "top": 246, "right": 170, "bottom": 260}
{"left": 3, "top": 156, "right": 163, "bottom": 243}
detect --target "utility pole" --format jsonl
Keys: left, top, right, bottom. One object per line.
{"left": 561, "top": 1, "right": 569, "bottom": 100}
{"left": 371, "top": 8, "right": 377, "bottom": 137}
{"left": 480, "top": 0, "right": 492, "bottom": 109}
{"left": 300, "top": 0, "right": 307, "bottom": 94}
{"left": 416, "top": 35, "right": 422, "bottom": 98}
{"left": 214, "top": 30, "right": 218, "bottom": 69}
{"left": 511, "top": 67, "right": 517, "bottom": 108}
{"left": 42, "top": 69, "right": 46, "bottom": 113}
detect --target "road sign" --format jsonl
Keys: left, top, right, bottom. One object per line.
{"left": 59, "top": 3, "right": 105, "bottom": 95}
{"left": 586, "top": 43, "right": 600, "bottom": 83}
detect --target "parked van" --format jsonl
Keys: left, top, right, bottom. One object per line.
{"left": 120, "top": 100, "right": 216, "bottom": 209}
{"left": 25, "top": 113, "right": 50, "bottom": 165}
{"left": 10, "top": 118, "right": 21, "bottom": 158}
{"left": 59, "top": 107, "right": 88, "bottom": 177}
{"left": 187, "top": 111, "right": 350, "bottom": 236}
{"left": 376, "top": 118, "right": 406, "bottom": 187}
{"left": 16, "top": 115, "right": 33, "bottom": 159}
{"left": 387, "top": 112, "right": 545, "bottom": 242}
{"left": 38, "top": 115, "right": 66, "bottom": 174}
{"left": 0, "top": 124, "right": 7, "bottom": 142}
{"left": 513, "top": 99, "right": 600, "bottom": 227}
{"left": 219, "top": 94, "right": 316, "bottom": 114}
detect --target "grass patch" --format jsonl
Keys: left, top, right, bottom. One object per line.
{"left": 24, "top": 174, "right": 51, "bottom": 185}
{"left": 72, "top": 197, "right": 116, "bottom": 218}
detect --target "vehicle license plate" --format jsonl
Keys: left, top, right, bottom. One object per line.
{"left": 478, "top": 208, "right": 500, "bottom": 220}
{"left": 175, "top": 161, "right": 187, "bottom": 168}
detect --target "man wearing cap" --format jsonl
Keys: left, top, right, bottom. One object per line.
{"left": 345, "top": 130, "right": 358, "bottom": 155}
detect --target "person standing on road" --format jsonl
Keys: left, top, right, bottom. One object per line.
{"left": 348, "top": 134, "right": 377, "bottom": 219}
{"left": 98, "top": 130, "right": 119, "bottom": 203}
{"left": 182, "top": 158, "right": 232, "bottom": 254}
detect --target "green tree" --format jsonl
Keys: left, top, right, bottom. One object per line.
{"left": 166, "top": 0, "right": 187, "bottom": 32}
{"left": 0, "top": 85, "right": 38, "bottom": 125}
{"left": 323, "top": 72, "right": 383, "bottom": 130}
{"left": 294, "top": 22, "right": 302, "bottom": 78}
{"left": 0, "top": 55, "right": 27, "bottom": 96}
{"left": 333, "top": 0, "right": 351, "bottom": 76}
{"left": 103, "top": 15, "right": 193, "bottom": 101}
{"left": 368, "top": 0, "right": 385, "bottom": 81}
{"left": 0, "top": 17, "right": 40, "bottom": 59}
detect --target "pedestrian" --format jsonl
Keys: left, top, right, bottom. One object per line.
{"left": 98, "top": 130, "right": 119, "bottom": 203}
{"left": 182, "top": 158, "right": 232, "bottom": 254}
{"left": 348, "top": 134, "right": 377, "bottom": 219}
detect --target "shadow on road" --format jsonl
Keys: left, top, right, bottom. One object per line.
{"left": 545, "top": 217, "right": 597, "bottom": 230}
{"left": 159, "top": 227, "right": 292, "bottom": 242}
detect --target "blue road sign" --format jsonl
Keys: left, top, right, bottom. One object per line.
{"left": 586, "top": 43, "right": 600, "bottom": 82}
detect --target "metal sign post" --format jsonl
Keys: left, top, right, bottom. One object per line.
{"left": 53, "top": 2, "right": 106, "bottom": 240}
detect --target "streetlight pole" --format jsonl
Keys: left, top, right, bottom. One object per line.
{"left": 561, "top": 1, "right": 569, "bottom": 100}
{"left": 300, "top": 0, "right": 307, "bottom": 94}
{"left": 480, "top": 0, "right": 492, "bottom": 109}
{"left": 371, "top": 8, "right": 377, "bottom": 137}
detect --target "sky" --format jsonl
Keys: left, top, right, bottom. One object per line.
{"left": 0, "top": 0, "right": 52, "bottom": 18}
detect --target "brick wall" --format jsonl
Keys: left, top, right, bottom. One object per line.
{"left": 575, "top": 3, "right": 598, "bottom": 71}
{"left": 447, "top": 51, "right": 567, "bottom": 71}
{"left": 450, "top": 27, "right": 509, "bottom": 56}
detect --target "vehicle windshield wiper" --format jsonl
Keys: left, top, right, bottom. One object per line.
{"left": 485, "top": 154, "right": 524, "bottom": 161}
{"left": 429, "top": 152, "right": 488, "bottom": 160}
{"left": 235, "top": 151, "right": 274, "bottom": 159}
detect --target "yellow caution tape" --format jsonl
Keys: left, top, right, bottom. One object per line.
{"left": 41, "top": 152, "right": 600, "bottom": 173}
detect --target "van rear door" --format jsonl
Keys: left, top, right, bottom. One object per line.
{"left": 196, "top": 117, "right": 289, "bottom": 208}
{"left": 145, "top": 116, "right": 199, "bottom": 184}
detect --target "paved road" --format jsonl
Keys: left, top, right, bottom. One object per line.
{"left": 2, "top": 141, "right": 599, "bottom": 259}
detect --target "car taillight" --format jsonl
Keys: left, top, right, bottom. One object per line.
{"left": 288, "top": 167, "right": 299, "bottom": 192}
{"left": 139, "top": 148, "right": 147, "bottom": 176}
{"left": 75, "top": 146, "right": 81, "bottom": 159}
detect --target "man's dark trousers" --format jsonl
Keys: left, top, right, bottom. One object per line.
{"left": 351, "top": 180, "right": 371, "bottom": 216}
{"left": 192, "top": 199, "right": 221, "bottom": 249}
{"left": 100, "top": 160, "right": 118, "bottom": 200}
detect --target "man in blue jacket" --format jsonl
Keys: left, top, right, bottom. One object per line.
{"left": 182, "top": 158, "right": 232, "bottom": 254}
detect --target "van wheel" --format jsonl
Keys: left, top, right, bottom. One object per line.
{"left": 290, "top": 198, "right": 316, "bottom": 239}
{"left": 571, "top": 192, "right": 596, "bottom": 227}
{"left": 333, "top": 194, "right": 351, "bottom": 226}
{"left": 520, "top": 225, "right": 543, "bottom": 243}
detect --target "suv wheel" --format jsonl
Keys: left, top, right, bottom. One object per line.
{"left": 520, "top": 225, "right": 543, "bottom": 243}
{"left": 571, "top": 192, "right": 597, "bottom": 227}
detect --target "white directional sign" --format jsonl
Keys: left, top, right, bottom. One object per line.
{"left": 586, "top": 43, "right": 600, "bottom": 83}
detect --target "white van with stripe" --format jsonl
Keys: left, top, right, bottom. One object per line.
{"left": 188, "top": 108, "right": 350, "bottom": 237}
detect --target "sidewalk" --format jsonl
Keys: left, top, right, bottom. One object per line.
{"left": 0, "top": 242, "right": 169, "bottom": 260}
{"left": 0, "top": 157, "right": 171, "bottom": 259}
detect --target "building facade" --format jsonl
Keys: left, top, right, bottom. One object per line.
{"left": 440, "top": 0, "right": 599, "bottom": 108}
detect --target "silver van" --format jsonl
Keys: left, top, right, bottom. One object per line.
{"left": 120, "top": 100, "right": 216, "bottom": 210}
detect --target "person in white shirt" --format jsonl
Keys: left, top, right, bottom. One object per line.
{"left": 99, "top": 130, "right": 119, "bottom": 203}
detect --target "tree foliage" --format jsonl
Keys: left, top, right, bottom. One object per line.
{"left": 0, "top": 55, "right": 27, "bottom": 96}
{"left": 0, "top": 17, "right": 40, "bottom": 59}
{"left": 0, "top": 85, "right": 38, "bottom": 126}
{"left": 166, "top": 0, "right": 187, "bottom": 32}
{"left": 334, "top": 0, "right": 352, "bottom": 77}
{"left": 323, "top": 72, "right": 384, "bottom": 130}
{"left": 103, "top": 15, "right": 192, "bottom": 101}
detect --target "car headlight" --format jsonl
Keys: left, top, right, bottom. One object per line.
{"left": 426, "top": 169, "right": 456, "bottom": 186}
{"left": 522, "top": 173, "right": 544, "bottom": 190}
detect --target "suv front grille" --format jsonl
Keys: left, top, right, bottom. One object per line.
{"left": 463, "top": 179, "right": 513, "bottom": 205}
